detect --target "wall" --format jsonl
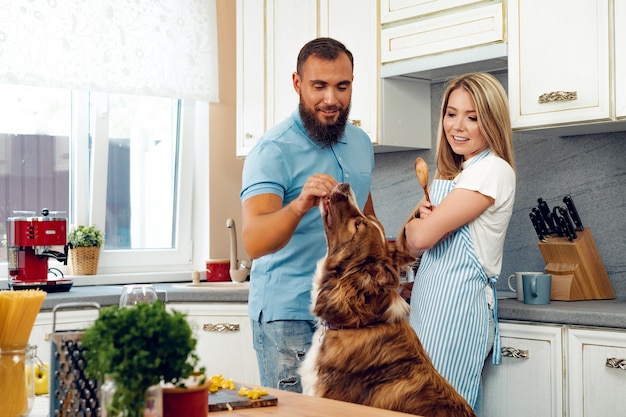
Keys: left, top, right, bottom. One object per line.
{"left": 372, "top": 77, "right": 626, "bottom": 297}
{"left": 208, "top": 0, "right": 246, "bottom": 262}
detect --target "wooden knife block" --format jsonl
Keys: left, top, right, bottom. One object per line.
{"left": 537, "top": 229, "right": 615, "bottom": 301}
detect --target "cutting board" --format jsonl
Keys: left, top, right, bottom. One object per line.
{"left": 209, "top": 388, "right": 278, "bottom": 411}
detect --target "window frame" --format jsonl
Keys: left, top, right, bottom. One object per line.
{"left": 0, "top": 90, "right": 208, "bottom": 285}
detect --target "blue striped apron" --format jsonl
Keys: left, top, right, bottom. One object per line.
{"left": 409, "top": 149, "right": 500, "bottom": 409}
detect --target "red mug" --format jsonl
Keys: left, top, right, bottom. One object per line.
{"left": 206, "top": 259, "right": 231, "bottom": 282}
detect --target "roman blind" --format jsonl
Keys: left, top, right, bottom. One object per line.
{"left": 0, "top": 0, "right": 219, "bottom": 101}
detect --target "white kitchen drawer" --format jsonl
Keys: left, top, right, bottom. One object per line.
{"left": 381, "top": 2, "right": 504, "bottom": 64}
{"left": 381, "top": 0, "right": 485, "bottom": 24}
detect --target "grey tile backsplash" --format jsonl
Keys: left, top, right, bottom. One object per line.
{"left": 372, "top": 78, "right": 626, "bottom": 298}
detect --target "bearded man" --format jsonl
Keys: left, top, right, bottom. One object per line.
{"left": 240, "top": 37, "right": 376, "bottom": 393}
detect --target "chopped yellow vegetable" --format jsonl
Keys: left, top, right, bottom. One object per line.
{"left": 238, "top": 386, "right": 268, "bottom": 400}
{"left": 208, "top": 374, "right": 238, "bottom": 394}
{"left": 208, "top": 374, "right": 267, "bottom": 399}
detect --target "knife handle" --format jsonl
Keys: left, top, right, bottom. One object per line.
{"left": 537, "top": 198, "right": 556, "bottom": 231}
{"left": 531, "top": 208, "right": 549, "bottom": 236}
{"left": 557, "top": 216, "right": 574, "bottom": 241}
{"left": 563, "top": 194, "right": 584, "bottom": 231}
{"left": 550, "top": 213, "right": 564, "bottom": 237}
{"left": 529, "top": 212, "right": 545, "bottom": 241}
{"left": 558, "top": 207, "right": 578, "bottom": 239}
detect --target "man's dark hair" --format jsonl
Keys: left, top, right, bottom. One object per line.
{"left": 296, "top": 37, "right": 354, "bottom": 74}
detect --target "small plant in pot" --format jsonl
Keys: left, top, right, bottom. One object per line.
{"left": 67, "top": 225, "right": 104, "bottom": 275}
{"left": 81, "top": 301, "right": 206, "bottom": 417}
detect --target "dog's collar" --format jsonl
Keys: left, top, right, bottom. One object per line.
{"left": 324, "top": 321, "right": 379, "bottom": 330}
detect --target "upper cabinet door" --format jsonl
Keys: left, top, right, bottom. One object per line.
{"left": 236, "top": 0, "right": 317, "bottom": 158}
{"left": 266, "top": 0, "right": 318, "bottom": 128}
{"left": 319, "top": 0, "right": 378, "bottom": 142}
{"left": 508, "top": 0, "right": 610, "bottom": 130}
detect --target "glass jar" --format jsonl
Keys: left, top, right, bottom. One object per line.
{"left": 0, "top": 344, "right": 35, "bottom": 417}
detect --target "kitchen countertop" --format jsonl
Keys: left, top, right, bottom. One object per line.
{"left": 35, "top": 284, "right": 626, "bottom": 330}
{"left": 38, "top": 282, "right": 250, "bottom": 311}
{"left": 497, "top": 294, "right": 626, "bottom": 329}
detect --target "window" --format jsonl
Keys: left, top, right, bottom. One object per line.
{"left": 0, "top": 84, "right": 207, "bottom": 282}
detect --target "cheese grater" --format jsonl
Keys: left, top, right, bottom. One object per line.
{"left": 49, "top": 302, "right": 101, "bottom": 417}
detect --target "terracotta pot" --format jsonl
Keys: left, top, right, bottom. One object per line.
{"left": 162, "top": 382, "right": 209, "bottom": 417}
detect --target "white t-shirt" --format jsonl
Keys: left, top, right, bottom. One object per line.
{"left": 454, "top": 153, "right": 516, "bottom": 278}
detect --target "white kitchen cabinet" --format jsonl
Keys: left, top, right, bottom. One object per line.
{"left": 568, "top": 328, "right": 626, "bottom": 417}
{"left": 381, "top": 2, "right": 504, "bottom": 65}
{"left": 481, "top": 322, "right": 564, "bottom": 417}
{"left": 507, "top": 0, "right": 614, "bottom": 131}
{"left": 319, "top": 0, "right": 378, "bottom": 141}
{"left": 320, "top": 0, "right": 431, "bottom": 151}
{"left": 615, "top": 0, "right": 626, "bottom": 119}
{"left": 381, "top": 0, "right": 485, "bottom": 24}
{"left": 236, "top": 0, "right": 430, "bottom": 157}
{"left": 167, "top": 303, "right": 260, "bottom": 386}
{"left": 236, "top": 0, "right": 317, "bottom": 157}
{"left": 380, "top": 0, "right": 507, "bottom": 80}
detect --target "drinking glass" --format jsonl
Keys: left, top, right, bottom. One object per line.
{"left": 119, "top": 284, "right": 158, "bottom": 307}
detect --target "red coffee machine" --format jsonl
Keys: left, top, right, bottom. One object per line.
{"left": 6, "top": 208, "right": 72, "bottom": 292}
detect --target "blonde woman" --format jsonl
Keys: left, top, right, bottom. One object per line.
{"left": 401, "top": 72, "right": 516, "bottom": 415}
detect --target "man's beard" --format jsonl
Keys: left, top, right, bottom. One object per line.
{"left": 299, "top": 101, "right": 350, "bottom": 148}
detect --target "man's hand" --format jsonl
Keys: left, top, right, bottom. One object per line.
{"left": 290, "top": 174, "right": 338, "bottom": 218}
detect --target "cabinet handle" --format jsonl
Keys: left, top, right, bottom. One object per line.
{"left": 350, "top": 119, "right": 362, "bottom": 127}
{"left": 501, "top": 346, "right": 529, "bottom": 359}
{"left": 606, "top": 358, "right": 626, "bottom": 370}
{"left": 203, "top": 323, "right": 240, "bottom": 332}
{"left": 245, "top": 133, "right": 253, "bottom": 139}
{"left": 538, "top": 91, "right": 578, "bottom": 103}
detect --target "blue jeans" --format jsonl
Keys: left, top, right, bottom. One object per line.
{"left": 251, "top": 316, "right": 316, "bottom": 393}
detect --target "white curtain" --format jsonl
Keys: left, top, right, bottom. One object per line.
{"left": 0, "top": 0, "right": 219, "bottom": 102}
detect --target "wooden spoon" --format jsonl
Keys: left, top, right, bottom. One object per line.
{"left": 414, "top": 157, "right": 431, "bottom": 205}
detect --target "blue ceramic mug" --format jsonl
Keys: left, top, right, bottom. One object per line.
{"left": 522, "top": 273, "right": 552, "bottom": 305}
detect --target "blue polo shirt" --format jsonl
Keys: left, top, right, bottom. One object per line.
{"left": 240, "top": 110, "right": 375, "bottom": 322}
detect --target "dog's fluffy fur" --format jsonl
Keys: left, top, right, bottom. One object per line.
{"left": 300, "top": 183, "right": 476, "bottom": 417}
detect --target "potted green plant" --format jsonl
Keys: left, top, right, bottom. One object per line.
{"left": 81, "top": 301, "right": 206, "bottom": 417}
{"left": 67, "top": 225, "right": 104, "bottom": 275}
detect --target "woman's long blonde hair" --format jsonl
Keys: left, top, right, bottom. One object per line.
{"left": 434, "top": 72, "right": 515, "bottom": 180}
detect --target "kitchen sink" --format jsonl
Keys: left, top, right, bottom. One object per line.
{"left": 171, "top": 281, "right": 250, "bottom": 290}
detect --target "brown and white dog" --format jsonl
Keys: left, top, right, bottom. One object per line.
{"left": 300, "top": 182, "right": 476, "bottom": 417}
